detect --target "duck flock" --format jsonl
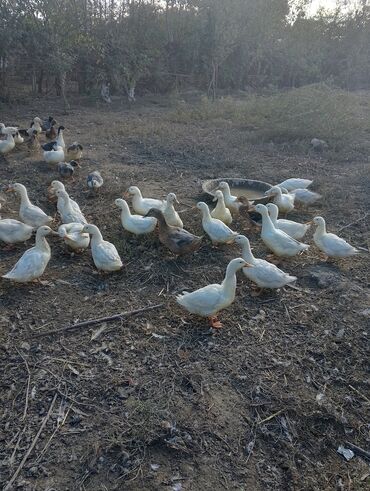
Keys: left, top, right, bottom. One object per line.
{"left": 0, "top": 117, "right": 360, "bottom": 328}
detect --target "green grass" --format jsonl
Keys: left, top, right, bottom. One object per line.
{"left": 170, "top": 84, "right": 370, "bottom": 152}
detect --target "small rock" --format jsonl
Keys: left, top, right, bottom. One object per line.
{"left": 20, "top": 341, "right": 30, "bottom": 351}
{"left": 336, "top": 328, "right": 345, "bottom": 339}
{"left": 337, "top": 445, "right": 354, "bottom": 461}
{"left": 316, "top": 393, "right": 325, "bottom": 403}
{"left": 150, "top": 463, "right": 160, "bottom": 471}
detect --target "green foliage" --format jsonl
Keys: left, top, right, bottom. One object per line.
{"left": 1, "top": 1, "right": 370, "bottom": 99}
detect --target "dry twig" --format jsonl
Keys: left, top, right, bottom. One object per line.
{"left": 257, "top": 408, "right": 286, "bottom": 425}
{"left": 337, "top": 213, "right": 369, "bottom": 233}
{"left": 33, "top": 303, "right": 164, "bottom": 337}
{"left": 15, "top": 348, "right": 31, "bottom": 421}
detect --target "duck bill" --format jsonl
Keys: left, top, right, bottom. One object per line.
{"left": 243, "top": 262, "right": 252, "bottom": 268}
{"left": 212, "top": 195, "right": 218, "bottom": 202}
{"left": 305, "top": 220, "right": 313, "bottom": 225}
{"left": 5, "top": 186, "right": 14, "bottom": 193}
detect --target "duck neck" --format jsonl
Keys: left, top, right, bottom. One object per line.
{"left": 91, "top": 228, "right": 103, "bottom": 243}
{"left": 240, "top": 241, "right": 255, "bottom": 263}
{"left": 315, "top": 220, "right": 326, "bottom": 236}
{"left": 221, "top": 263, "right": 238, "bottom": 299}
{"left": 201, "top": 205, "right": 212, "bottom": 223}
{"left": 261, "top": 211, "right": 275, "bottom": 233}
{"left": 269, "top": 208, "right": 278, "bottom": 224}
{"left": 214, "top": 195, "right": 226, "bottom": 213}
{"left": 8, "top": 133, "right": 14, "bottom": 143}
{"left": 222, "top": 186, "right": 232, "bottom": 200}
{"left": 155, "top": 212, "right": 169, "bottom": 231}
{"left": 35, "top": 231, "right": 50, "bottom": 253}
{"left": 57, "top": 130, "right": 64, "bottom": 146}
{"left": 59, "top": 193, "right": 72, "bottom": 212}
{"left": 120, "top": 202, "right": 131, "bottom": 218}
{"left": 165, "top": 201, "right": 175, "bottom": 214}
{"left": 17, "top": 186, "right": 31, "bottom": 206}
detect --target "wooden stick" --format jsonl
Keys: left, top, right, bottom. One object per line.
{"left": 4, "top": 392, "right": 58, "bottom": 491}
{"left": 349, "top": 384, "right": 370, "bottom": 404}
{"left": 345, "top": 441, "right": 370, "bottom": 460}
{"left": 337, "top": 213, "right": 369, "bottom": 233}
{"left": 33, "top": 303, "right": 163, "bottom": 338}
{"left": 15, "top": 348, "right": 31, "bottom": 421}
{"left": 257, "top": 408, "right": 285, "bottom": 425}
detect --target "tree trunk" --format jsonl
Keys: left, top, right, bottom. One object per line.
{"left": 59, "top": 71, "right": 70, "bottom": 111}
{"left": 37, "top": 69, "right": 44, "bottom": 94}
{"left": 0, "top": 56, "right": 7, "bottom": 97}
{"left": 128, "top": 85, "right": 136, "bottom": 103}
{"left": 124, "top": 77, "right": 136, "bottom": 103}
{"left": 31, "top": 67, "right": 37, "bottom": 94}
{"left": 55, "top": 77, "right": 61, "bottom": 96}
{"left": 208, "top": 61, "right": 218, "bottom": 101}
{"left": 101, "top": 82, "right": 112, "bottom": 103}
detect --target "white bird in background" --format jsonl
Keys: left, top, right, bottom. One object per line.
{"left": 312, "top": 216, "right": 359, "bottom": 258}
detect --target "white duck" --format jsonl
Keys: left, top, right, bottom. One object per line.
{"left": 14, "top": 131, "right": 24, "bottom": 144}
{"left": 82, "top": 224, "right": 123, "bottom": 272}
{"left": 58, "top": 223, "right": 90, "bottom": 251}
{"left": 312, "top": 216, "right": 359, "bottom": 258}
{"left": 255, "top": 204, "right": 309, "bottom": 257}
{"left": 44, "top": 143, "right": 65, "bottom": 164}
{"left": 2, "top": 226, "right": 57, "bottom": 283}
{"left": 49, "top": 181, "right": 82, "bottom": 214}
{"left": 211, "top": 190, "right": 232, "bottom": 225}
{"left": 56, "top": 189, "right": 87, "bottom": 224}
{"left": 0, "top": 123, "right": 18, "bottom": 135}
{"left": 0, "top": 217, "right": 33, "bottom": 245}
{"left": 126, "top": 186, "right": 166, "bottom": 216}
{"left": 289, "top": 188, "right": 322, "bottom": 206}
{"left": 197, "top": 202, "right": 238, "bottom": 245}
{"left": 7, "top": 183, "right": 52, "bottom": 228}
{"left": 176, "top": 258, "right": 249, "bottom": 328}
{"left": 266, "top": 203, "right": 310, "bottom": 240}
{"left": 265, "top": 186, "right": 295, "bottom": 214}
{"left": 27, "top": 117, "right": 42, "bottom": 136}
{"left": 0, "top": 133, "right": 15, "bottom": 155}
{"left": 277, "top": 178, "right": 313, "bottom": 192}
{"left": 163, "top": 193, "right": 183, "bottom": 228}
{"left": 234, "top": 235, "right": 297, "bottom": 293}
{"left": 115, "top": 198, "right": 157, "bottom": 235}
{"left": 218, "top": 181, "right": 250, "bottom": 214}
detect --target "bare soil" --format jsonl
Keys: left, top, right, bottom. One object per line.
{"left": 0, "top": 94, "right": 369, "bottom": 491}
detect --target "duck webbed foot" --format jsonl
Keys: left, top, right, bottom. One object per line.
{"left": 208, "top": 316, "right": 223, "bottom": 329}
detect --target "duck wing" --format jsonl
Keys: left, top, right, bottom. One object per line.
{"left": 3, "top": 248, "right": 44, "bottom": 279}
{"left": 177, "top": 284, "right": 222, "bottom": 315}
{"left": 42, "top": 141, "right": 56, "bottom": 151}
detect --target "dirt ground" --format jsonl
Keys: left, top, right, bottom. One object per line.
{"left": 0, "top": 94, "right": 369, "bottom": 491}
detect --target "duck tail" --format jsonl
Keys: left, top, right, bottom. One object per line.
{"left": 286, "top": 275, "right": 297, "bottom": 283}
